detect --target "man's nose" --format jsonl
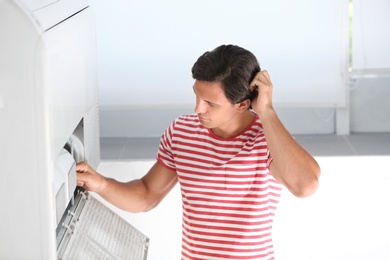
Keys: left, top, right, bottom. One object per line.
{"left": 195, "top": 99, "right": 206, "bottom": 114}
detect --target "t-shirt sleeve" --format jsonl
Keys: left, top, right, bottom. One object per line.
{"left": 156, "top": 119, "right": 176, "bottom": 171}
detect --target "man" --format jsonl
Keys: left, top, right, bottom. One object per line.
{"left": 77, "top": 44, "right": 320, "bottom": 259}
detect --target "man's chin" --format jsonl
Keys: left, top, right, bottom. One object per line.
{"left": 199, "top": 120, "right": 212, "bottom": 128}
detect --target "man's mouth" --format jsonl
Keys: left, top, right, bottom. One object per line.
{"left": 198, "top": 115, "right": 208, "bottom": 121}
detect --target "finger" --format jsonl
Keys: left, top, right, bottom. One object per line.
{"left": 260, "top": 70, "right": 269, "bottom": 77}
{"left": 249, "top": 83, "right": 258, "bottom": 93}
{"left": 76, "top": 170, "right": 90, "bottom": 188}
{"left": 257, "top": 70, "right": 271, "bottom": 84}
{"left": 250, "top": 70, "right": 270, "bottom": 90}
{"left": 249, "top": 76, "right": 266, "bottom": 91}
{"left": 249, "top": 73, "right": 262, "bottom": 91}
{"left": 76, "top": 162, "right": 89, "bottom": 173}
{"left": 76, "top": 170, "right": 88, "bottom": 182}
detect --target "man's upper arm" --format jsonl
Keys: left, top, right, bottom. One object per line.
{"left": 140, "top": 161, "right": 178, "bottom": 210}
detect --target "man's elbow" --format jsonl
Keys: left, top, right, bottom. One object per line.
{"left": 293, "top": 168, "right": 321, "bottom": 198}
{"left": 142, "top": 200, "right": 160, "bottom": 212}
{"left": 294, "top": 178, "right": 319, "bottom": 198}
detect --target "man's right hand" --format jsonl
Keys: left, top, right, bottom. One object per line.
{"left": 76, "top": 162, "right": 108, "bottom": 193}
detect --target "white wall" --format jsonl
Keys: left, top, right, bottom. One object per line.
{"left": 350, "top": 77, "right": 390, "bottom": 132}
{"left": 93, "top": 0, "right": 348, "bottom": 108}
{"left": 91, "top": 0, "right": 390, "bottom": 137}
{"left": 352, "top": 0, "right": 390, "bottom": 70}
{"left": 349, "top": 0, "right": 390, "bottom": 133}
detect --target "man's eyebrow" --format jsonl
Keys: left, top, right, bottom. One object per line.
{"left": 192, "top": 87, "right": 218, "bottom": 105}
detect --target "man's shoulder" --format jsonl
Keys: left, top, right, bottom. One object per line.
{"left": 169, "top": 114, "right": 205, "bottom": 137}
{"left": 173, "top": 114, "right": 200, "bottom": 125}
{"left": 176, "top": 113, "right": 198, "bottom": 120}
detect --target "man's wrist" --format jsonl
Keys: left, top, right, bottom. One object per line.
{"left": 256, "top": 106, "right": 276, "bottom": 121}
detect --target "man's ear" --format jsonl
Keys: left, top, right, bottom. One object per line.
{"left": 236, "top": 99, "right": 251, "bottom": 112}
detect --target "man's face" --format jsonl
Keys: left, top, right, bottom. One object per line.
{"left": 193, "top": 80, "right": 242, "bottom": 132}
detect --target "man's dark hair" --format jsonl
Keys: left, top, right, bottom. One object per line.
{"left": 191, "top": 44, "right": 261, "bottom": 104}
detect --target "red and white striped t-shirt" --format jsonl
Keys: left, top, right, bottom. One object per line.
{"left": 157, "top": 113, "right": 283, "bottom": 260}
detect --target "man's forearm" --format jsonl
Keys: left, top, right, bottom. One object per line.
{"left": 98, "top": 178, "right": 151, "bottom": 213}
{"left": 260, "top": 108, "right": 320, "bottom": 197}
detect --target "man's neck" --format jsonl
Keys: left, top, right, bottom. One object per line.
{"left": 211, "top": 110, "right": 256, "bottom": 139}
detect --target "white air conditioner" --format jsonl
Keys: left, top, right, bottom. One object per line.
{"left": 0, "top": 0, "right": 148, "bottom": 259}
